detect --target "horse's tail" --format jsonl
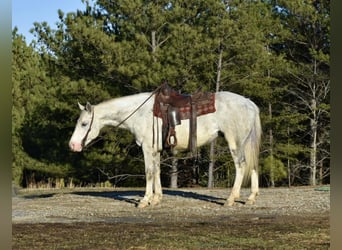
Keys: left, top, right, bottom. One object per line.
{"left": 243, "top": 108, "right": 262, "bottom": 184}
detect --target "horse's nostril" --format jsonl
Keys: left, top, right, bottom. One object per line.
{"left": 69, "top": 141, "right": 76, "bottom": 150}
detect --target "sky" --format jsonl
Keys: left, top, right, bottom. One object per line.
{"left": 12, "top": 0, "right": 89, "bottom": 43}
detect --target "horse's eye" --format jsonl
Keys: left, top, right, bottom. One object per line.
{"left": 81, "top": 122, "right": 88, "bottom": 127}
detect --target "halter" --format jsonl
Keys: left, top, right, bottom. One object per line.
{"left": 81, "top": 106, "right": 95, "bottom": 148}
{"left": 79, "top": 85, "right": 163, "bottom": 149}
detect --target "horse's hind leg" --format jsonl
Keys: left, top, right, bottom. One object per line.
{"left": 226, "top": 148, "right": 245, "bottom": 206}
{"left": 246, "top": 168, "right": 259, "bottom": 205}
{"left": 226, "top": 149, "right": 259, "bottom": 206}
{"left": 224, "top": 129, "right": 259, "bottom": 206}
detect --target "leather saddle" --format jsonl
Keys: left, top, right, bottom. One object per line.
{"left": 153, "top": 82, "right": 216, "bottom": 155}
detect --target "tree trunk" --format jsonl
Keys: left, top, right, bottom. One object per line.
{"left": 287, "top": 127, "right": 291, "bottom": 187}
{"left": 269, "top": 102, "right": 275, "bottom": 187}
{"left": 309, "top": 59, "right": 320, "bottom": 186}
{"left": 151, "top": 30, "right": 157, "bottom": 62}
{"left": 208, "top": 139, "right": 216, "bottom": 188}
{"left": 208, "top": 46, "right": 222, "bottom": 188}
{"left": 319, "top": 160, "right": 323, "bottom": 185}
{"left": 170, "top": 157, "right": 178, "bottom": 188}
{"left": 310, "top": 98, "right": 317, "bottom": 186}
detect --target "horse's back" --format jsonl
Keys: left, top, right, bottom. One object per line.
{"left": 214, "top": 91, "right": 259, "bottom": 138}
{"left": 215, "top": 91, "right": 259, "bottom": 112}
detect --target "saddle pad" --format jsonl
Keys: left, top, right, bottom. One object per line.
{"left": 153, "top": 92, "right": 216, "bottom": 120}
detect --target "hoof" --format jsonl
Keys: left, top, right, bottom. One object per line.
{"left": 150, "top": 199, "right": 160, "bottom": 207}
{"left": 245, "top": 199, "right": 256, "bottom": 205}
{"left": 137, "top": 200, "right": 149, "bottom": 208}
{"left": 224, "top": 199, "right": 235, "bottom": 207}
{"left": 150, "top": 195, "right": 162, "bottom": 206}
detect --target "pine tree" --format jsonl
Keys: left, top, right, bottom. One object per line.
{"left": 274, "top": 0, "right": 330, "bottom": 185}
{"left": 13, "top": 0, "right": 329, "bottom": 187}
{"left": 213, "top": 0, "right": 292, "bottom": 186}
{"left": 12, "top": 28, "right": 72, "bottom": 186}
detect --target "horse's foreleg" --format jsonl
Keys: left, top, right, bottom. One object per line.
{"left": 138, "top": 166, "right": 154, "bottom": 208}
{"left": 151, "top": 152, "right": 162, "bottom": 206}
{"left": 138, "top": 149, "right": 162, "bottom": 208}
{"left": 246, "top": 169, "right": 259, "bottom": 205}
{"left": 138, "top": 148, "right": 155, "bottom": 208}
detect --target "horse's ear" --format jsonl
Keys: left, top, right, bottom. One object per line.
{"left": 85, "top": 102, "right": 92, "bottom": 112}
{"left": 78, "top": 102, "right": 85, "bottom": 110}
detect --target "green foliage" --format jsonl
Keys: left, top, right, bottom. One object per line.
{"left": 12, "top": 0, "right": 330, "bottom": 187}
{"left": 261, "top": 155, "right": 287, "bottom": 185}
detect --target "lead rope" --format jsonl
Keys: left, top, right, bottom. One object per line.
{"left": 115, "top": 85, "right": 162, "bottom": 129}
{"left": 83, "top": 85, "right": 162, "bottom": 150}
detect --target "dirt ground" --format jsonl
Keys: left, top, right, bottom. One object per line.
{"left": 12, "top": 186, "right": 330, "bottom": 249}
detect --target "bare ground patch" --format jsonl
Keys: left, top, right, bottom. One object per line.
{"left": 12, "top": 186, "right": 330, "bottom": 249}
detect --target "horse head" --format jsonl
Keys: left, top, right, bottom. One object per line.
{"left": 69, "top": 102, "right": 101, "bottom": 152}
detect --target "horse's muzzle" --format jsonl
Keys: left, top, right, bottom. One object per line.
{"left": 69, "top": 141, "right": 83, "bottom": 152}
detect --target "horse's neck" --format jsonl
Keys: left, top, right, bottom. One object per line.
{"left": 95, "top": 93, "right": 152, "bottom": 128}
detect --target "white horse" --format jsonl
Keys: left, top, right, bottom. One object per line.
{"left": 69, "top": 91, "right": 261, "bottom": 208}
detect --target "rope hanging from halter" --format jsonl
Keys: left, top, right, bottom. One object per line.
{"left": 82, "top": 85, "right": 163, "bottom": 150}
{"left": 113, "top": 85, "right": 163, "bottom": 152}
{"left": 114, "top": 85, "right": 163, "bottom": 128}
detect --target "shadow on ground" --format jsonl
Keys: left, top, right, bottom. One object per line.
{"left": 71, "top": 189, "right": 226, "bottom": 206}
{"left": 19, "top": 189, "right": 227, "bottom": 206}
{"left": 19, "top": 188, "right": 253, "bottom": 206}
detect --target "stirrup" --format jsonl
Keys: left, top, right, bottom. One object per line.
{"left": 166, "top": 129, "right": 177, "bottom": 147}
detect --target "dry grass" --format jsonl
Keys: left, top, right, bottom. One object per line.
{"left": 13, "top": 215, "right": 329, "bottom": 249}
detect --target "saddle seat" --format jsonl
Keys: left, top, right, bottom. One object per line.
{"left": 153, "top": 82, "right": 216, "bottom": 155}
{"left": 155, "top": 83, "right": 191, "bottom": 107}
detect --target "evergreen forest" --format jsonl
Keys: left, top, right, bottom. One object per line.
{"left": 12, "top": 0, "right": 330, "bottom": 189}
